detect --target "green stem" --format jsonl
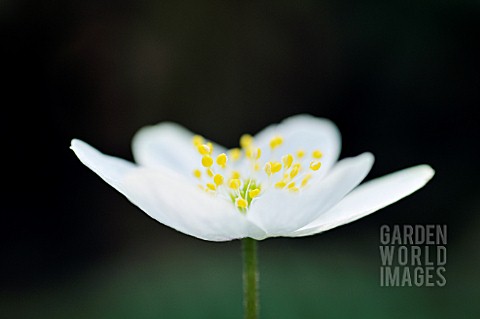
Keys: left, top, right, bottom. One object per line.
{"left": 242, "top": 238, "right": 259, "bottom": 319}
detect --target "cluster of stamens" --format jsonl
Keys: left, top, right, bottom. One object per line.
{"left": 192, "top": 134, "right": 323, "bottom": 212}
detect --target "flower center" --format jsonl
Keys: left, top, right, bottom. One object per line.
{"left": 192, "top": 134, "right": 323, "bottom": 212}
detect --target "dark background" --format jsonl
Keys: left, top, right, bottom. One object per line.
{"left": 2, "top": 0, "right": 479, "bottom": 318}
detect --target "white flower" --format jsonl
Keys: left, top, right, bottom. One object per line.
{"left": 71, "top": 114, "right": 434, "bottom": 241}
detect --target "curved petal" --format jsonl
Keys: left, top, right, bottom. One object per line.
{"left": 246, "top": 153, "right": 374, "bottom": 236}
{"left": 71, "top": 139, "right": 264, "bottom": 241}
{"left": 131, "top": 122, "right": 226, "bottom": 179}
{"left": 70, "top": 139, "right": 136, "bottom": 195}
{"left": 122, "top": 168, "right": 266, "bottom": 241}
{"left": 290, "top": 165, "right": 435, "bottom": 237}
{"left": 252, "top": 114, "right": 341, "bottom": 179}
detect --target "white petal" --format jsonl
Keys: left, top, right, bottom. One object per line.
{"left": 122, "top": 168, "right": 265, "bottom": 241}
{"left": 252, "top": 114, "right": 341, "bottom": 178}
{"left": 131, "top": 122, "right": 226, "bottom": 179}
{"left": 290, "top": 165, "right": 435, "bottom": 237}
{"left": 71, "top": 139, "right": 264, "bottom": 241}
{"left": 246, "top": 153, "right": 374, "bottom": 236}
{"left": 70, "top": 139, "right": 136, "bottom": 195}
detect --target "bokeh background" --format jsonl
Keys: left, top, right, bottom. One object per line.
{"left": 2, "top": 0, "right": 479, "bottom": 318}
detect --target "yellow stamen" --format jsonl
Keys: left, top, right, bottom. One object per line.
{"left": 193, "top": 169, "right": 202, "bottom": 179}
{"left": 245, "top": 147, "right": 252, "bottom": 158}
{"left": 198, "top": 144, "right": 211, "bottom": 155}
{"left": 236, "top": 197, "right": 248, "bottom": 209}
{"left": 271, "top": 162, "right": 282, "bottom": 173}
{"left": 301, "top": 173, "right": 312, "bottom": 187}
{"left": 192, "top": 135, "right": 204, "bottom": 146}
{"left": 255, "top": 148, "right": 261, "bottom": 159}
{"left": 290, "top": 163, "right": 301, "bottom": 178}
{"left": 229, "top": 179, "right": 241, "bottom": 190}
{"left": 206, "top": 168, "right": 214, "bottom": 177}
{"left": 265, "top": 162, "right": 282, "bottom": 176}
{"left": 206, "top": 142, "right": 214, "bottom": 154}
{"left": 249, "top": 188, "right": 260, "bottom": 198}
{"left": 191, "top": 132, "right": 328, "bottom": 201}
{"left": 201, "top": 155, "right": 213, "bottom": 167}
{"left": 312, "top": 150, "right": 323, "bottom": 159}
{"left": 229, "top": 148, "right": 241, "bottom": 161}
{"left": 213, "top": 174, "right": 224, "bottom": 186}
{"left": 269, "top": 136, "right": 283, "bottom": 149}
{"left": 310, "top": 161, "right": 321, "bottom": 171}
{"left": 282, "top": 154, "right": 293, "bottom": 169}
{"left": 240, "top": 134, "right": 253, "bottom": 149}
{"left": 296, "top": 149, "right": 305, "bottom": 159}
{"left": 264, "top": 162, "right": 272, "bottom": 176}
{"left": 231, "top": 171, "right": 241, "bottom": 179}
{"left": 275, "top": 181, "right": 287, "bottom": 189}
{"left": 246, "top": 147, "right": 261, "bottom": 160}
{"left": 216, "top": 153, "right": 228, "bottom": 167}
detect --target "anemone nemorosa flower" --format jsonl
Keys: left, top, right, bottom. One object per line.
{"left": 71, "top": 115, "right": 434, "bottom": 241}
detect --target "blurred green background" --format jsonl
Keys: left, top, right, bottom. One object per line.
{"left": 2, "top": 0, "right": 479, "bottom": 318}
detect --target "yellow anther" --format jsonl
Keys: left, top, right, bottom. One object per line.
{"left": 249, "top": 188, "right": 260, "bottom": 198}
{"left": 206, "top": 168, "right": 214, "bottom": 177}
{"left": 269, "top": 136, "right": 283, "bottom": 149}
{"left": 265, "top": 161, "right": 283, "bottom": 175}
{"left": 229, "top": 148, "right": 241, "bottom": 161}
{"left": 201, "top": 155, "right": 213, "bottom": 167}
{"left": 255, "top": 148, "right": 262, "bottom": 159}
{"left": 275, "top": 181, "right": 287, "bottom": 189}
{"left": 282, "top": 154, "right": 294, "bottom": 169}
{"left": 271, "top": 162, "right": 282, "bottom": 173}
{"left": 240, "top": 134, "right": 253, "bottom": 149}
{"left": 194, "top": 135, "right": 327, "bottom": 199}
{"left": 301, "top": 173, "right": 312, "bottom": 187}
{"left": 192, "top": 135, "right": 204, "bottom": 146}
{"left": 193, "top": 169, "right": 202, "bottom": 179}
{"left": 236, "top": 197, "right": 248, "bottom": 209}
{"left": 213, "top": 174, "right": 224, "bottom": 186}
{"left": 231, "top": 171, "right": 241, "bottom": 179}
{"left": 198, "top": 144, "right": 211, "bottom": 155}
{"left": 269, "top": 137, "right": 276, "bottom": 149}
{"left": 290, "top": 164, "right": 301, "bottom": 178}
{"left": 206, "top": 142, "right": 214, "bottom": 154}
{"left": 246, "top": 147, "right": 261, "bottom": 160}
{"left": 229, "top": 178, "right": 241, "bottom": 190}
{"left": 216, "top": 153, "right": 228, "bottom": 167}
{"left": 264, "top": 162, "right": 272, "bottom": 176}
{"left": 245, "top": 147, "right": 252, "bottom": 158}
{"left": 310, "top": 161, "right": 321, "bottom": 171}
{"left": 296, "top": 149, "right": 305, "bottom": 159}
{"left": 312, "top": 150, "right": 323, "bottom": 159}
